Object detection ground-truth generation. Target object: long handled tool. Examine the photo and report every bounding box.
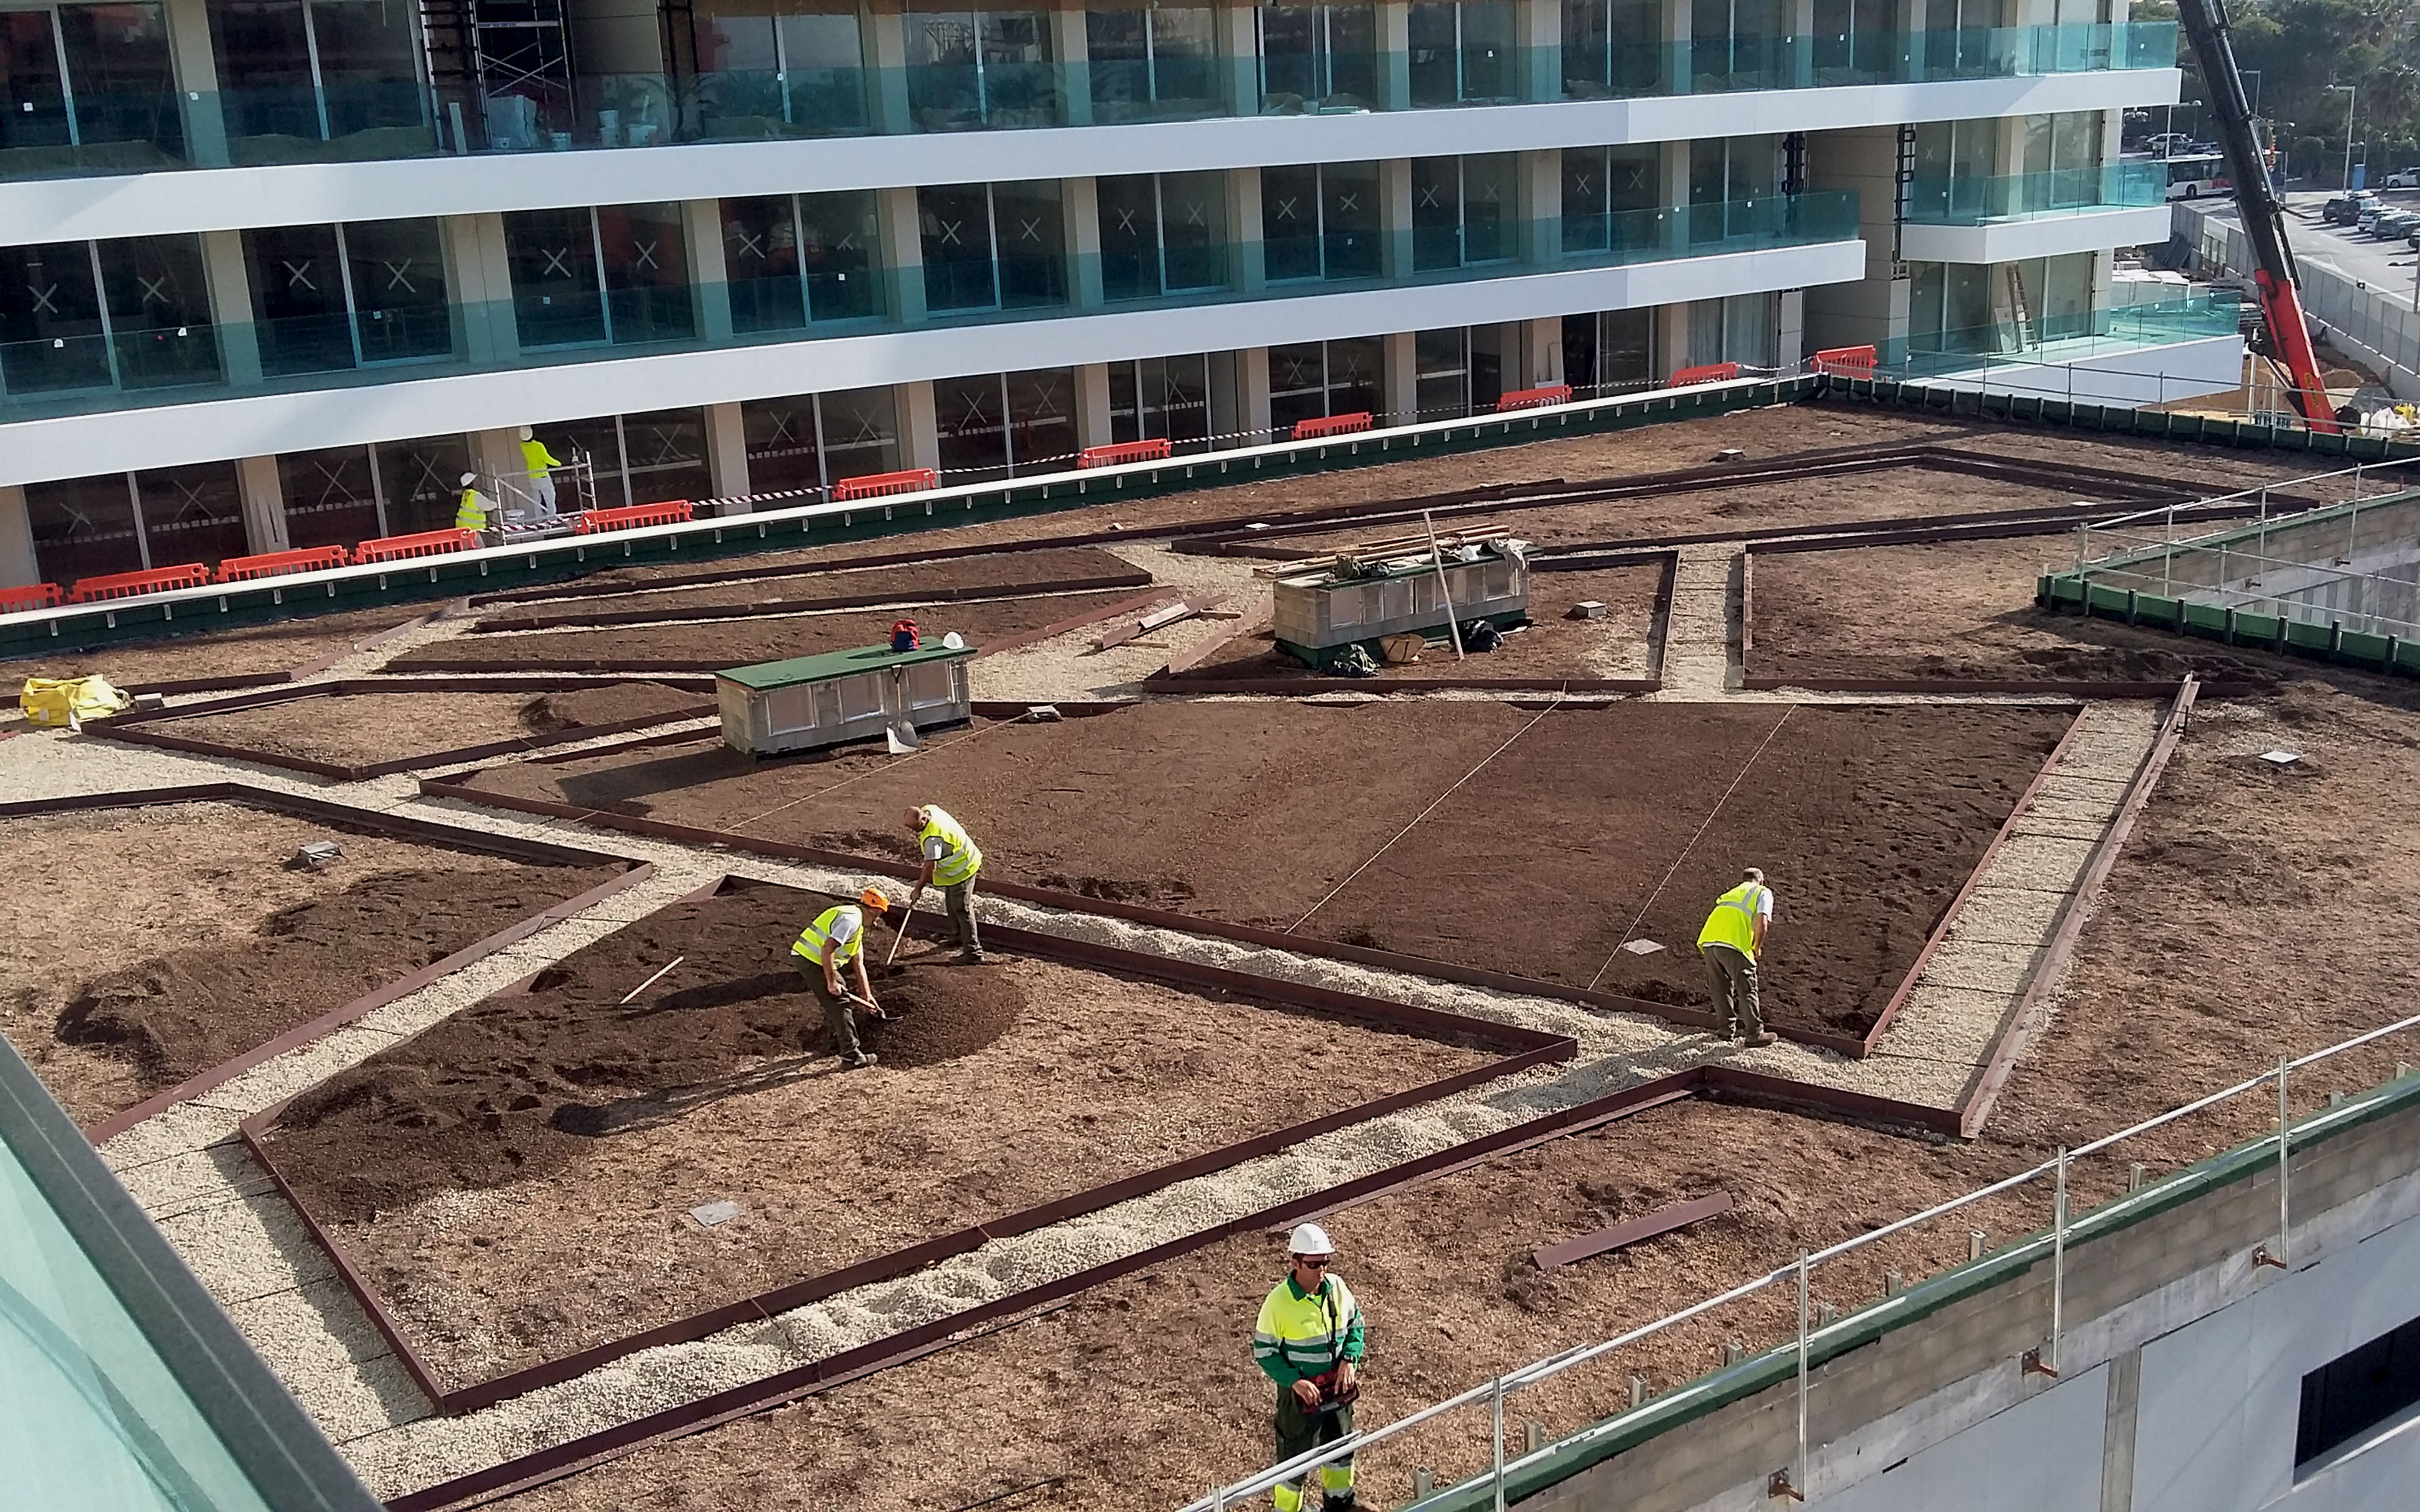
[883,882,928,965]
[617,956,685,1005]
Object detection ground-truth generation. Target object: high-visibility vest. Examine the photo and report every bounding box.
[791,904,864,966]
[455,487,491,530]
[521,438,562,476]
[1696,881,1771,962]
[918,806,982,887]
[1253,1273,1363,1386]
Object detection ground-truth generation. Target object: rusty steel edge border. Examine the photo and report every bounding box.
[383,1058,1969,1512]
[285,609,448,680]
[509,700,1134,768]
[472,569,1157,634]
[1854,705,2091,1056]
[413,773,1876,1059]
[234,869,1575,1418]
[1956,676,2201,1139]
[13,607,444,696]
[79,677,719,782]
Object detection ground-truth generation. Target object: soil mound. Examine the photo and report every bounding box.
[519,681,709,733]
[266,885,1023,1222]
[54,865,614,1092]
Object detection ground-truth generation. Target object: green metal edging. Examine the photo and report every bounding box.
[1409,1067,2420,1511]
[2034,569,2415,678]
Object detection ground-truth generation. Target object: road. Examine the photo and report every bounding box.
[2199,189,2420,305]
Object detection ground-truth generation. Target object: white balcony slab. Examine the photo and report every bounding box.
[1898,203,2176,265]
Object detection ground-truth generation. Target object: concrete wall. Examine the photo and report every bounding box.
[1909,333,2245,406]
[1501,1086,2420,1512]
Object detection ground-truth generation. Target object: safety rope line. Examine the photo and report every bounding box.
[1286,693,1568,934]
[1581,705,1793,993]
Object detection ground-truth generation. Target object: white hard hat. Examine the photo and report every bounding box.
[518,425,535,440]
[459,472,478,486]
[1288,1223,1336,1257]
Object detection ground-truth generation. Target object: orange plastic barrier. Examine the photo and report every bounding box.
[832,468,939,502]
[353,528,480,565]
[67,563,213,603]
[214,545,350,584]
[1496,384,1573,413]
[0,582,64,614]
[1291,411,1374,442]
[576,500,696,535]
[1078,438,1172,468]
[1668,361,1742,387]
[1810,344,1879,380]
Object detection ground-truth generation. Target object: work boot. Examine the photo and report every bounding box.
[957,949,987,965]
[1744,1031,1777,1049]
[842,1052,880,1070]
[1323,1495,1356,1512]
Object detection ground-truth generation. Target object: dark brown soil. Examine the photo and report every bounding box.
[464,701,2069,1035]
[262,879,1493,1383]
[1748,538,2294,686]
[1179,563,1665,682]
[160,683,710,767]
[389,589,1154,673]
[480,546,1150,626]
[0,802,619,1124]
[0,602,433,692]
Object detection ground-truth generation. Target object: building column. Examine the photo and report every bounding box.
[1519,318,1565,386]
[866,7,914,134]
[1380,158,1415,279]
[234,455,288,553]
[1052,9,1093,126]
[443,212,520,364]
[198,231,262,386]
[1776,288,1806,371]
[159,0,228,166]
[1382,330,1419,424]
[895,380,941,471]
[684,200,734,343]
[0,485,39,587]
[1518,0,1559,102]
[1655,302,1691,378]
[1790,0,1815,85]
[1066,177,1105,307]
[1659,139,1691,258]
[1661,0,1691,94]
[1074,363,1115,449]
[1236,346,1274,441]
[470,428,529,512]
[1227,167,1267,293]
[1897,0,1925,79]
[1378,0,1411,110]
[876,187,929,324]
[704,401,750,506]
[1519,149,1561,265]
[1222,2,1260,116]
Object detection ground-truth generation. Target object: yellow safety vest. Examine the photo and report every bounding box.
[1253,1273,1363,1384]
[521,438,562,476]
[455,488,490,531]
[1696,881,1770,962]
[792,904,864,966]
[919,806,982,887]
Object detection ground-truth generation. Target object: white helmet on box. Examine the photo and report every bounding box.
[1288,1223,1336,1257]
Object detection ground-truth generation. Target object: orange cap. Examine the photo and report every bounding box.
[859,886,891,912]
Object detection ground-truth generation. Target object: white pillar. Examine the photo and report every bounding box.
[1522,317,1565,386]
[896,380,941,471]
[684,200,734,342]
[234,455,288,553]
[1066,177,1105,307]
[1053,9,1092,125]
[1222,4,1260,116]
[704,400,750,506]
[158,0,228,166]
[1777,288,1806,371]
[1519,149,1561,265]
[1656,303,1691,377]
[1519,0,1559,101]
[1378,0,1411,109]
[0,485,39,587]
[1662,0,1691,94]
[198,231,262,386]
[1382,330,1419,423]
[876,187,928,323]
[1075,363,1115,449]
[1236,346,1274,441]
[867,8,913,134]
[1229,168,1267,293]
[443,212,520,364]
[1381,158,1415,278]
[470,428,526,507]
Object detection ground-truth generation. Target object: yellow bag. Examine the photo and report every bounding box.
[20,675,132,730]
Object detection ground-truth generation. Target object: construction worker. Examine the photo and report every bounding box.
[455,472,495,534]
[792,886,892,1070]
[1254,1223,1364,1512]
[520,426,563,519]
[902,804,984,962]
[1696,866,1776,1048]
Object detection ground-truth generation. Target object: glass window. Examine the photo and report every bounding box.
[1561,144,1658,255]
[310,0,426,140]
[934,371,1009,479]
[1268,336,1381,431]
[1089,3,1220,122]
[1257,0,1374,110]
[990,180,1066,307]
[245,222,353,376]
[1813,0,1895,82]
[1560,0,1659,98]
[1261,160,1378,282]
[723,195,808,333]
[1411,157,1460,271]
[1004,366,1075,473]
[1414,326,1468,419]
[209,0,429,156]
[905,8,1060,132]
[96,234,216,389]
[132,461,247,565]
[55,3,182,157]
[2,12,75,153]
[818,386,899,480]
[1413,152,1514,269]
[0,241,110,394]
[799,190,877,320]
[616,407,710,503]
[504,206,604,347]
[372,432,472,534]
[920,184,1000,311]
[742,388,905,497]
[1099,170,1227,300]
[920,181,1064,312]
[209,0,318,140]
[598,203,693,345]
[1408,0,1514,107]
[1261,163,1323,281]
[741,394,824,492]
[278,444,383,547]
[1106,353,1212,449]
[345,217,451,361]
[693,6,867,137]
[25,474,142,582]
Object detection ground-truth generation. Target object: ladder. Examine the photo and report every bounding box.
[2003,265,2037,351]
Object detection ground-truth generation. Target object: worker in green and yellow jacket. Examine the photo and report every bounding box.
[901,803,985,962]
[1697,866,1776,1048]
[790,886,892,1070]
[1253,1223,1364,1512]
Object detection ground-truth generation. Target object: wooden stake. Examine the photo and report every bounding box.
[618,956,685,1005]
[1423,510,1466,661]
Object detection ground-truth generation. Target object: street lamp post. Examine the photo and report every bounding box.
[2327,83,2356,188]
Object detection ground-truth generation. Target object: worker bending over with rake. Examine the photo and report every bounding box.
[901,804,985,964]
[1255,1223,1365,1512]
[1697,866,1777,1048]
[792,886,893,1070]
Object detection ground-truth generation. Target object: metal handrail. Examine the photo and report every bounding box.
[1182,1008,2420,1512]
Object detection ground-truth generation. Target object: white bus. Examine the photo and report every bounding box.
[2163,153,2229,200]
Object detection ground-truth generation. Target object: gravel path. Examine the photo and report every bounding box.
[1652,543,1739,698]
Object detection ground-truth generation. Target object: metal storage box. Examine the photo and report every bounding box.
[1272,541,1530,669]
[717,643,975,756]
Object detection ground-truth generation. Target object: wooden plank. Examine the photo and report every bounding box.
[1091,593,1226,652]
[1533,1191,1735,1270]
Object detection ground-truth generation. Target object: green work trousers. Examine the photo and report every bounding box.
[943,878,981,956]
[795,958,864,1064]
[1702,943,1762,1038]
[1274,1390,1355,1512]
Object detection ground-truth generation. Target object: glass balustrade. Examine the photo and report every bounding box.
[1903,160,2167,223]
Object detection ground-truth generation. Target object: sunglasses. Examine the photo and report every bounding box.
[1292,1256,1330,1269]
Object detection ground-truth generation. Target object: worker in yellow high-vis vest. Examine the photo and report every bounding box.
[790,885,892,1070]
[455,472,495,534]
[901,804,985,962]
[1253,1223,1364,1512]
[1697,866,1776,1047]
[519,426,564,519]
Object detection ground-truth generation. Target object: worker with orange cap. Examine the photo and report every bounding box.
[792,885,892,1070]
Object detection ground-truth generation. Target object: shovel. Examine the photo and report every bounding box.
[883,881,928,966]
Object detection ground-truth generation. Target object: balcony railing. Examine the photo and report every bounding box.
[0,194,1860,422]
[1903,160,2168,224]
[0,23,2180,182]
[1885,293,2245,374]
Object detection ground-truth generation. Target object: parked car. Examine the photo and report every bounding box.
[2323,192,2381,224]
[2373,210,2420,238]
[2357,205,2390,232]
[2144,131,2194,157]
[2386,169,2420,189]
